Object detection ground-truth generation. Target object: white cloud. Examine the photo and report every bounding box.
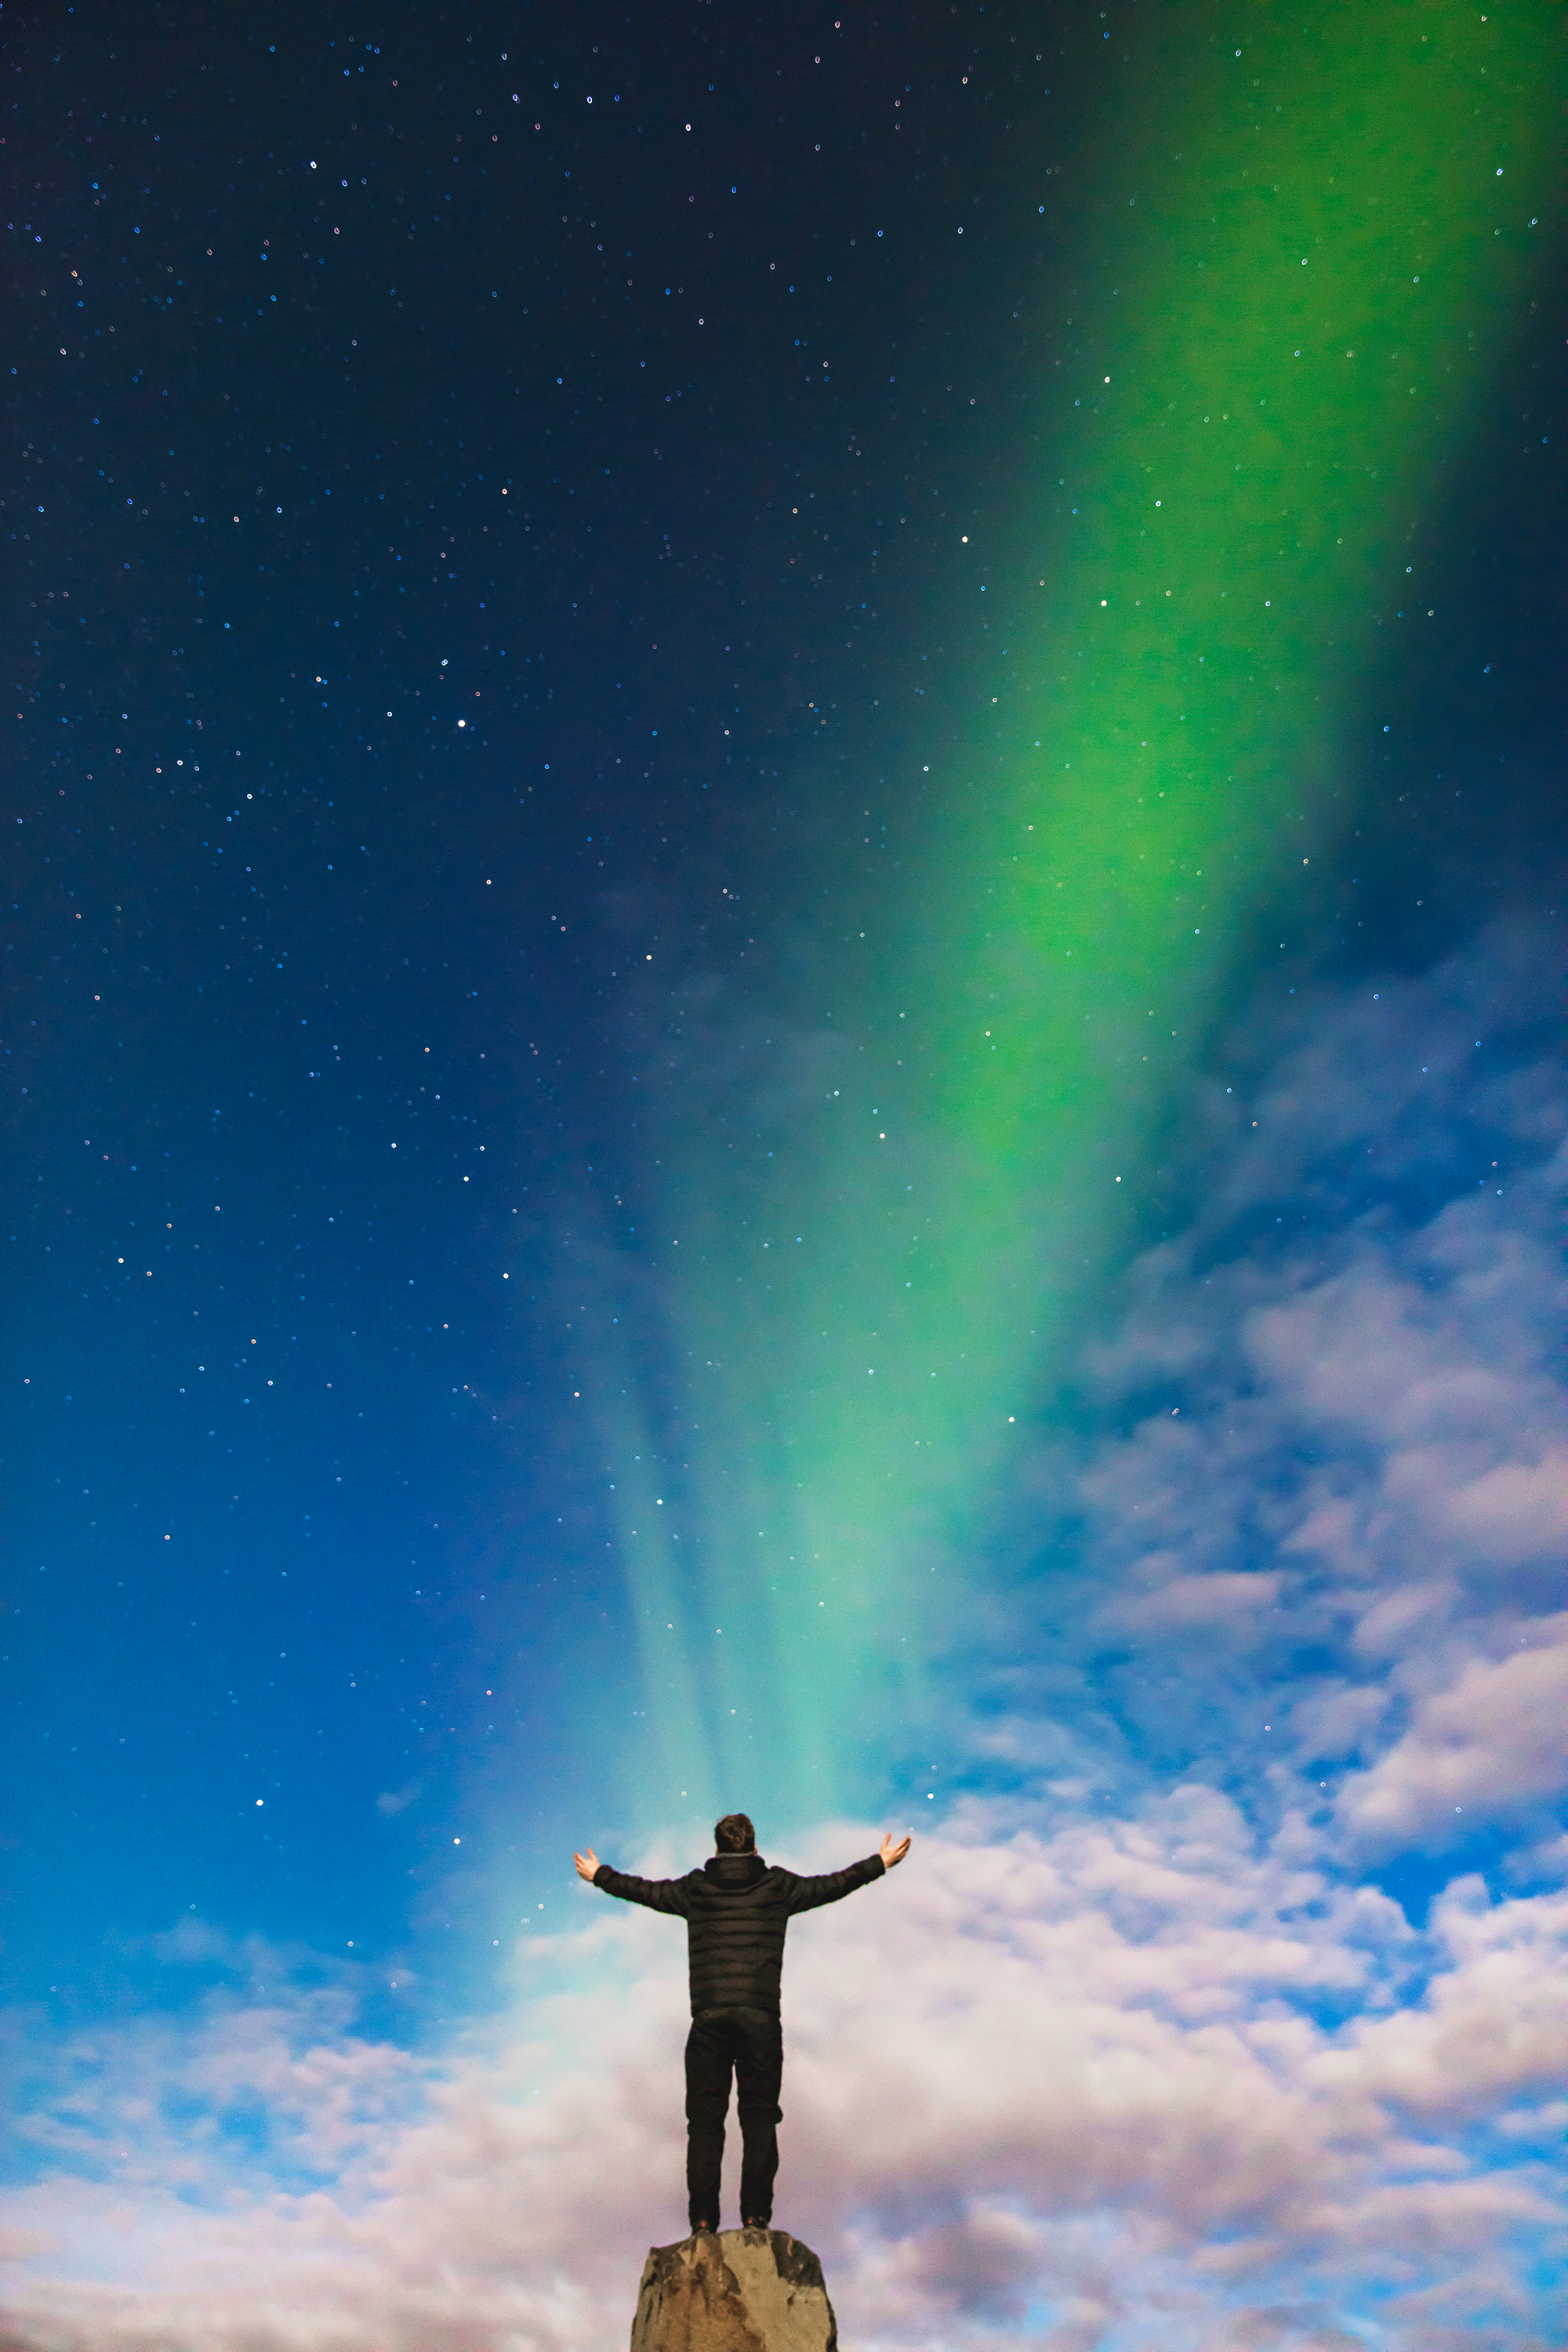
[5,921,1563,2351]
[1338,1621,1568,1846]
[1004,920,1568,1842]
[2,1820,1565,2352]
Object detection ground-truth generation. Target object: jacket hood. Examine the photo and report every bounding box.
[703,1853,768,1889]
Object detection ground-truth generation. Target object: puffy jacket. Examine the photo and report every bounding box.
[593,1849,884,2015]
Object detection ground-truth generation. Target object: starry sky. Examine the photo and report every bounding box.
[3,6,1563,2349]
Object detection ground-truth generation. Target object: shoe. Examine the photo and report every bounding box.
[691,2220,718,2235]
[742,2218,771,2230]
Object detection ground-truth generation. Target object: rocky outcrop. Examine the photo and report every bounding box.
[630,2227,837,2352]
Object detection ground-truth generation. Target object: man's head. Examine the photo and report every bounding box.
[713,1813,757,1854]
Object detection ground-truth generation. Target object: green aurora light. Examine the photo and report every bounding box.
[575,5,1556,1824]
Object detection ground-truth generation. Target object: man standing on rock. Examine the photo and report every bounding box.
[574,1813,910,2235]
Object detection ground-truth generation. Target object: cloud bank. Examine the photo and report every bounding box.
[3,1814,1564,2352]
[3,919,1563,2350]
[981,916,1567,1863]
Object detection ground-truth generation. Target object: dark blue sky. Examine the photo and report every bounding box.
[3,0,1109,2004]
[3,0,1560,2038]
[4,9,1566,2347]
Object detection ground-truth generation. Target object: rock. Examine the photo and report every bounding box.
[630,2227,838,2352]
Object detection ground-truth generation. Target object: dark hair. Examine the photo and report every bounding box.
[714,1813,756,1854]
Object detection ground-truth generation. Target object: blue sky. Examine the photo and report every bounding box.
[2,4,1563,2346]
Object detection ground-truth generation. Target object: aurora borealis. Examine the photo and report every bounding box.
[3,5,1563,2347]
[595,5,1557,1812]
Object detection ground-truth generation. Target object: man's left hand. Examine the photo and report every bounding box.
[573,1848,601,1882]
[880,1833,912,1870]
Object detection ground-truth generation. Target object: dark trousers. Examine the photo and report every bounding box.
[684,2005,783,2230]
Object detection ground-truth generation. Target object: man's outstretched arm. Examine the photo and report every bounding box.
[786,1831,911,1915]
[572,1846,693,1915]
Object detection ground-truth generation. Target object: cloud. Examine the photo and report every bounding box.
[1338,1621,1568,1846]
[992,918,1567,1842]
[1102,1569,1283,1638]
[2,1818,1565,2352]
[375,1781,423,1817]
[4,920,1564,2351]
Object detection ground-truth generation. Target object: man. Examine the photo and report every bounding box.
[574,1813,910,2234]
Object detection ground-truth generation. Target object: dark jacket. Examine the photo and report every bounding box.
[593,1849,885,2015]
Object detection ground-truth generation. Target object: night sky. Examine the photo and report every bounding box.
[3,6,1563,2348]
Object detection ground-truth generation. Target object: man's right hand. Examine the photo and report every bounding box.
[573,1848,601,1882]
[880,1833,912,1870]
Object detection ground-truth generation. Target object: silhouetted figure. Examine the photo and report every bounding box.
[575,1813,909,2233]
